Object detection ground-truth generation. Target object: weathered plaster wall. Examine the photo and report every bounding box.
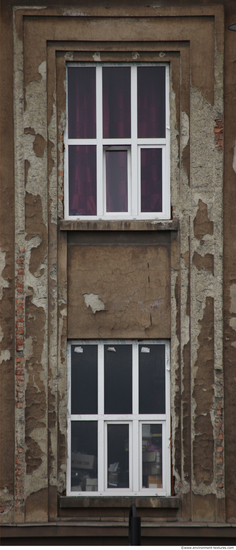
[68,242,171,339]
[224,2,236,523]
[0,0,229,527]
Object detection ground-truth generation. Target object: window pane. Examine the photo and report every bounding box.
[71,421,98,492]
[138,66,165,138]
[71,345,97,415]
[68,67,96,139]
[139,344,165,414]
[69,145,96,216]
[104,345,132,414]
[106,151,128,212]
[103,67,131,138]
[142,424,162,489]
[107,425,129,489]
[141,148,162,212]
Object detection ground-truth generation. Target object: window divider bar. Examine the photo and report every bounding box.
[98,419,104,493]
[97,66,103,216]
[131,65,138,217]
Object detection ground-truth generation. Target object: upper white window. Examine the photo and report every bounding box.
[67,341,170,496]
[65,64,170,220]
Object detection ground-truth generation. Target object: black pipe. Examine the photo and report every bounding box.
[129,503,141,545]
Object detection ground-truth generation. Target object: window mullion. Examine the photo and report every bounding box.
[165,342,171,495]
[98,419,104,493]
[96,66,103,217]
[131,65,138,217]
[98,344,104,492]
[132,342,139,492]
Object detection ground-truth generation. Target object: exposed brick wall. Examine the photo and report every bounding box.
[214,118,223,151]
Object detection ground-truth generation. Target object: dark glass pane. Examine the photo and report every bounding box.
[71,344,97,414]
[107,425,129,488]
[138,66,165,138]
[106,151,128,212]
[104,345,132,414]
[68,67,96,139]
[142,424,162,489]
[141,148,162,212]
[103,67,131,138]
[69,145,96,216]
[71,421,98,492]
[139,344,165,414]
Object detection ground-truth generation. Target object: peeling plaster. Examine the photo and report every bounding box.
[83,293,105,314]
[233,139,236,174]
[61,9,87,16]
[0,248,10,299]
[93,52,101,61]
[229,318,236,331]
[181,111,189,151]
[229,284,236,314]
[25,336,34,361]
[0,350,10,364]
[64,52,74,61]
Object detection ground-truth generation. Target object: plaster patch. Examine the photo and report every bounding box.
[64,52,74,61]
[38,61,46,81]
[229,318,236,331]
[181,111,189,151]
[0,350,10,364]
[83,293,105,314]
[93,52,101,61]
[231,342,236,348]
[25,336,34,361]
[0,326,4,342]
[229,284,236,314]
[0,248,10,299]
[233,140,236,174]
[132,52,140,60]
[61,9,87,16]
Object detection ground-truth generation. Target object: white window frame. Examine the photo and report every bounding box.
[65,63,170,221]
[67,340,171,497]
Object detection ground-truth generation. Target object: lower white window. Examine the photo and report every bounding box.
[67,341,170,496]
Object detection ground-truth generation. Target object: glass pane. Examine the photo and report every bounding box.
[138,66,165,138]
[71,344,97,414]
[69,145,96,216]
[142,424,162,489]
[106,150,128,212]
[71,421,98,492]
[139,344,165,414]
[103,67,131,138]
[68,67,96,139]
[141,148,162,212]
[104,345,132,414]
[107,425,129,489]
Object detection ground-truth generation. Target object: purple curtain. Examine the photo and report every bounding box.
[69,145,96,216]
[68,67,96,139]
[103,67,131,139]
[138,66,165,139]
[141,149,162,212]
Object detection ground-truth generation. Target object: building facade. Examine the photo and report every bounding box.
[1,0,236,544]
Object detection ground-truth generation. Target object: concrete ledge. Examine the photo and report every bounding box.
[59,219,179,231]
[2,522,236,540]
[59,495,180,508]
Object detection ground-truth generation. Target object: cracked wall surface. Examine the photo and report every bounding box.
[0,0,231,528]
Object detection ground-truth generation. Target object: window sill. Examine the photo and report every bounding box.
[59,495,179,509]
[59,219,179,232]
